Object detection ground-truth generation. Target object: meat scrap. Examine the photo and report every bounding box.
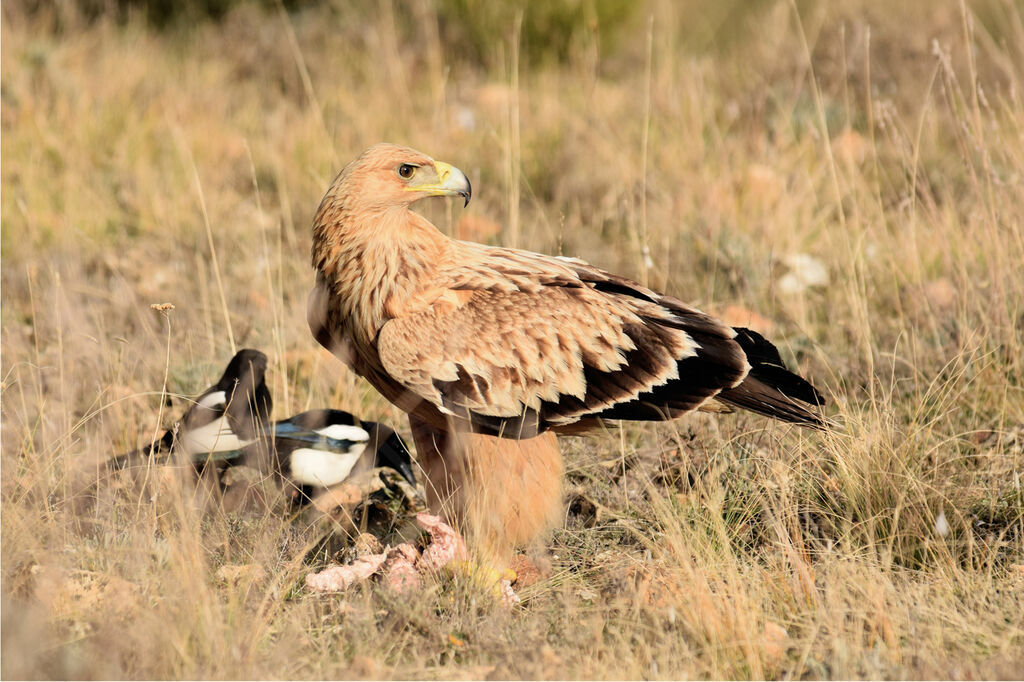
[416,512,467,570]
[305,513,519,606]
[381,543,422,592]
[304,552,388,592]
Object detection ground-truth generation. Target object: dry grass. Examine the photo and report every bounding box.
[3,0,1023,678]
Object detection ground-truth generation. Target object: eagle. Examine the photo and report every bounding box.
[308,143,824,559]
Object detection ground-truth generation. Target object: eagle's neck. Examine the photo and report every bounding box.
[313,204,450,342]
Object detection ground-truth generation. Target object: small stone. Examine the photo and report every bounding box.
[778,253,829,294]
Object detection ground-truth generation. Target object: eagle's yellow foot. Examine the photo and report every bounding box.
[448,559,516,586]
[446,559,521,606]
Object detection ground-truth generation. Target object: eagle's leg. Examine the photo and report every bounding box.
[408,415,465,519]
[408,414,564,564]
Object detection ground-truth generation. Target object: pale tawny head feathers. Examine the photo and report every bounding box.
[313,143,470,255]
[324,144,437,211]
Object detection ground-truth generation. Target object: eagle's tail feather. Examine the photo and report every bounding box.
[716,327,826,428]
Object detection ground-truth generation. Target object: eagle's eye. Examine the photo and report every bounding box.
[397,164,416,179]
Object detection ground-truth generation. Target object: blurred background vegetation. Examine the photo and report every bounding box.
[22,0,1024,68]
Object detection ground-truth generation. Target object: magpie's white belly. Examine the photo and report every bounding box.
[289,444,366,487]
[181,416,250,456]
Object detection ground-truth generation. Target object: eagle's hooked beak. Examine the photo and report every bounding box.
[409,161,472,207]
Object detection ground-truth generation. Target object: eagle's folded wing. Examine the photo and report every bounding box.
[377,250,752,438]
